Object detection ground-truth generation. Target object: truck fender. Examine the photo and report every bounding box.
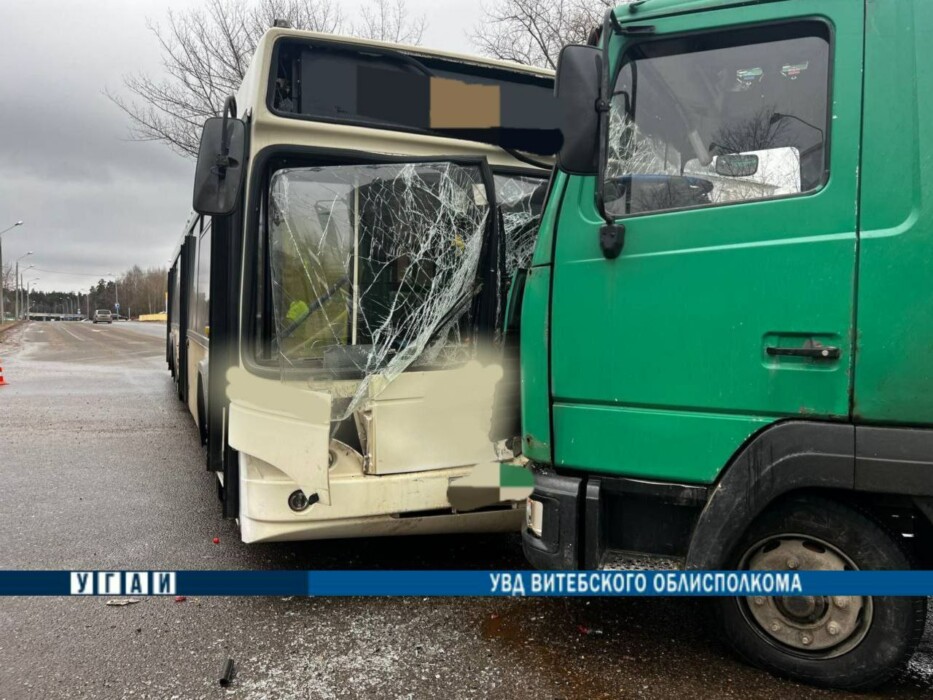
[685,421,855,570]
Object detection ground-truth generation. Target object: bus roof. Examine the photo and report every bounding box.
[170,29,556,247]
[251,27,553,80]
[238,27,556,170]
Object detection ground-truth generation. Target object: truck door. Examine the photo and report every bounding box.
[549,3,864,483]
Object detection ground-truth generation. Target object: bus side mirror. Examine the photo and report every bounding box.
[193,102,247,216]
[555,44,602,175]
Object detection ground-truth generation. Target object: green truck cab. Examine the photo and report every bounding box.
[520,0,933,689]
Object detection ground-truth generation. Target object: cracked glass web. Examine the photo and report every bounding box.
[268,162,545,421]
[495,173,545,278]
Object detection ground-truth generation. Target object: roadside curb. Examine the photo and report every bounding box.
[0,320,25,340]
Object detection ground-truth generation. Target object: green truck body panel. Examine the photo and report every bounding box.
[530,171,566,268]
[521,0,933,682]
[519,172,568,462]
[520,266,554,462]
[854,0,933,423]
[518,0,928,485]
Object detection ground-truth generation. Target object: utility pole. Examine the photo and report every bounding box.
[108,273,120,319]
[0,220,24,322]
[16,261,34,320]
[26,278,39,320]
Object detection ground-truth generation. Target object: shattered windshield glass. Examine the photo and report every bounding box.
[495,173,546,277]
[268,162,491,415]
[266,162,547,419]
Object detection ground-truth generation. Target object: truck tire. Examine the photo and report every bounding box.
[716,495,926,690]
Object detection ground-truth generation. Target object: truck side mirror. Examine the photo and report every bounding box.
[193,97,247,216]
[555,44,603,175]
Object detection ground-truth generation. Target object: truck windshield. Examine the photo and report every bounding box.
[605,22,829,217]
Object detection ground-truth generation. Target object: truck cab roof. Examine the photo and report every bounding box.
[618,0,788,23]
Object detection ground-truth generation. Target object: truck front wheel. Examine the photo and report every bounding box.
[717,495,926,690]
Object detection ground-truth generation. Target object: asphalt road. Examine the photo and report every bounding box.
[1,321,932,699]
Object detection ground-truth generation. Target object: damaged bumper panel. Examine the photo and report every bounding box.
[522,468,585,570]
[238,452,523,544]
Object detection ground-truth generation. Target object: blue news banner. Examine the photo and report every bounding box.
[3,570,933,597]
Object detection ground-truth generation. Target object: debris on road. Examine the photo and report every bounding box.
[219,658,237,687]
[212,537,220,545]
[174,596,187,603]
[105,599,141,607]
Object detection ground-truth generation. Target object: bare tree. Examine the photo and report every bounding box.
[355,0,426,44]
[110,0,425,158]
[471,0,614,70]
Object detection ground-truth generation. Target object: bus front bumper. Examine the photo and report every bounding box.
[238,453,525,543]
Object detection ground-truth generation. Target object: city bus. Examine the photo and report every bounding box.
[166,25,555,542]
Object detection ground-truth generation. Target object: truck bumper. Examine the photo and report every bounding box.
[521,468,585,570]
[523,466,710,570]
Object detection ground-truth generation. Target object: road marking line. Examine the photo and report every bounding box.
[59,325,85,342]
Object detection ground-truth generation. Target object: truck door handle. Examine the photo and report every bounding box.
[766,346,840,360]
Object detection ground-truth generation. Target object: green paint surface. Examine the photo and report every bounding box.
[523,0,874,484]
[853,0,933,423]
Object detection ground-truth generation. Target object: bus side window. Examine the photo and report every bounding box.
[197,226,212,337]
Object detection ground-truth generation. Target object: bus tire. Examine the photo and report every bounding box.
[716,494,926,690]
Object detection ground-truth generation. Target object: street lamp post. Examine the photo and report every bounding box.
[19,265,34,320]
[26,277,40,320]
[14,251,33,320]
[108,273,120,319]
[0,220,24,322]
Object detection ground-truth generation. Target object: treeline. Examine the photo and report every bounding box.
[88,266,167,317]
[26,266,166,318]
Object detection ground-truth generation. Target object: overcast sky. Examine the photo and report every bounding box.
[0,0,485,293]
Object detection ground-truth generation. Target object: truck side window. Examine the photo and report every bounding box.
[605,23,830,217]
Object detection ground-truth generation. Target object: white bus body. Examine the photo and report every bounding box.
[167,27,553,543]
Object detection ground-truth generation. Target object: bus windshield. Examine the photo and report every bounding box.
[266,162,543,413]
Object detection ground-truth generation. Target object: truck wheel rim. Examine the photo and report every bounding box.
[738,535,872,657]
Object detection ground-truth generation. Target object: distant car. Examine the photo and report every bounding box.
[93,309,113,324]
